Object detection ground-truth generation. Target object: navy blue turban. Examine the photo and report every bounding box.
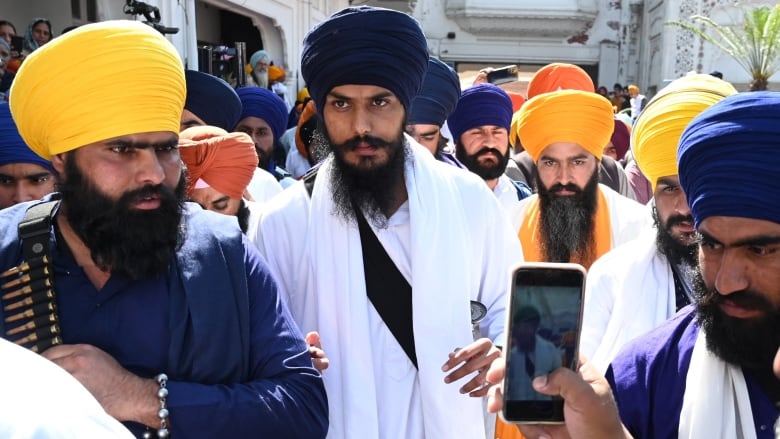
[300,6,429,116]
[678,91,780,228]
[236,86,288,143]
[184,70,242,132]
[407,57,461,127]
[0,103,55,173]
[446,83,513,143]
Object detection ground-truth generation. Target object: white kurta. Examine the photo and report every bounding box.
[0,338,134,438]
[256,139,524,439]
[580,228,677,373]
[246,168,283,204]
[494,174,523,220]
[508,184,652,249]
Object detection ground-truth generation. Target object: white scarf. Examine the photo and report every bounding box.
[308,142,488,438]
[679,330,756,439]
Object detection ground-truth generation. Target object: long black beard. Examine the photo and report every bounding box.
[535,170,599,264]
[323,125,408,229]
[58,153,186,280]
[455,143,510,181]
[652,207,698,267]
[694,268,780,369]
[237,199,250,233]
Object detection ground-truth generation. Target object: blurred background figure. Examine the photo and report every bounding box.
[22,17,52,55]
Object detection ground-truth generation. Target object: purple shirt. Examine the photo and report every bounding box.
[606,306,778,438]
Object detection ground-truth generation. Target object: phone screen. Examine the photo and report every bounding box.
[487,65,518,85]
[502,263,585,424]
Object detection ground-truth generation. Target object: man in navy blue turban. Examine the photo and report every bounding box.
[257,5,524,438]
[602,91,780,439]
[447,83,530,211]
[235,86,294,187]
[182,70,242,132]
[405,57,460,159]
[0,102,56,208]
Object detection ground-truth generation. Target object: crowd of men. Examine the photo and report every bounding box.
[0,5,778,439]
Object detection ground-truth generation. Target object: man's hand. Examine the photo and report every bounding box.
[441,338,501,397]
[42,344,158,426]
[486,356,632,439]
[305,331,329,373]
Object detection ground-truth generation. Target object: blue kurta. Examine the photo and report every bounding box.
[0,198,328,438]
[606,305,778,438]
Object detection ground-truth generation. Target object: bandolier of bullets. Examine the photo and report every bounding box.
[1,255,61,352]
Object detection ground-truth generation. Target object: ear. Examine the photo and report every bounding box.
[50,153,67,176]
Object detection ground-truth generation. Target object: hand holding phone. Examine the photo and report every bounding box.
[501,262,586,424]
[487,65,518,85]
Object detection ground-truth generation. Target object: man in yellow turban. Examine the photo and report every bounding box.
[3,20,326,437]
[580,74,737,373]
[512,89,651,269]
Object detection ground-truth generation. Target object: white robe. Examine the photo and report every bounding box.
[246,168,283,204]
[509,183,652,249]
[579,228,677,373]
[256,139,524,439]
[494,174,523,220]
[0,338,134,438]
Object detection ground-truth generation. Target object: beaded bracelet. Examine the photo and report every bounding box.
[143,373,170,438]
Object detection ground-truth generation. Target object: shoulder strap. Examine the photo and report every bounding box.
[2,200,62,352]
[354,207,417,369]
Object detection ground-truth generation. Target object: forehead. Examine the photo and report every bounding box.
[540,142,593,160]
[699,216,780,243]
[406,123,439,134]
[328,84,395,100]
[235,116,271,130]
[0,162,52,175]
[191,186,231,203]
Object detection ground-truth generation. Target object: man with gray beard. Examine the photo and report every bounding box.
[256,6,524,438]
[511,89,649,270]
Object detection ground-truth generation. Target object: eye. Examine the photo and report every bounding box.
[0,176,12,185]
[698,237,722,252]
[331,100,349,109]
[372,98,389,107]
[663,185,680,193]
[542,160,556,167]
[748,245,777,256]
[32,175,50,184]
[156,144,178,153]
[110,145,132,154]
[573,159,585,166]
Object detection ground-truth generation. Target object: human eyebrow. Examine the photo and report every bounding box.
[418,128,439,137]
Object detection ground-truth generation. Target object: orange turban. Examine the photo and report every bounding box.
[179,125,258,199]
[632,74,737,190]
[526,63,595,99]
[268,65,285,82]
[516,89,614,162]
[507,92,525,112]
[9,20,185,160]
[295,100,318,160]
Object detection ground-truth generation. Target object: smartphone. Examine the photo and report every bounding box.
[10,36,23,54]
[501,262,586,424]
[487,65,518,85]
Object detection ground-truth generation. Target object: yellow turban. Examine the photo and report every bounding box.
[632,74,737,190]
[516,89,614,162]
[9,20,185,160]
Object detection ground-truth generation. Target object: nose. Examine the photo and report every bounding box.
[11,181,34,204]
[712,249,750,296]
[352,107,371,137]
[557,165,573,186]
[674,191,691,217]
[135,149,166,186]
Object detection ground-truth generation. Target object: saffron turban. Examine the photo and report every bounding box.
[507,92,525,113]
[408,57,461,127]
[526,63,595,99]
[185,70,242,132]
[0,103,54,173]
[610,119,630,161]
[679,91,780,228]
[628,85,640,94]
[250,50,270,70]
[9,20,185,160]
[296,99,318,160]
[236,86,288,142]
[516,89,614,162]
[178,125,258,199]
[632,74,736,191]
[301,6,429,115]
[447,83,512,143]
[268,65,285,83]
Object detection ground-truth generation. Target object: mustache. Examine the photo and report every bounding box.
[121,184,174,206]
[548,183,582,194]
[665,214,694,229]
[341,135,392,150]
[476,147,504,158]
[700,288,774,311]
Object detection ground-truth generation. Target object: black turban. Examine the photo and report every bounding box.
[184,70,242,132]
[301,6,429,116]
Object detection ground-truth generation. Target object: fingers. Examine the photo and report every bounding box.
[305,331,322,348]
[442,344,499,385]
[441,338,493,372]
[486,380,504,413]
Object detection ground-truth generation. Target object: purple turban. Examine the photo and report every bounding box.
[300,6,429,115]
[446,83,513,143]
[185,70,242,132]
[610,119,630,160]
[236,86,288,143]
[408,57,461,127]
[0,102,55,173]
[679,91,780,228]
